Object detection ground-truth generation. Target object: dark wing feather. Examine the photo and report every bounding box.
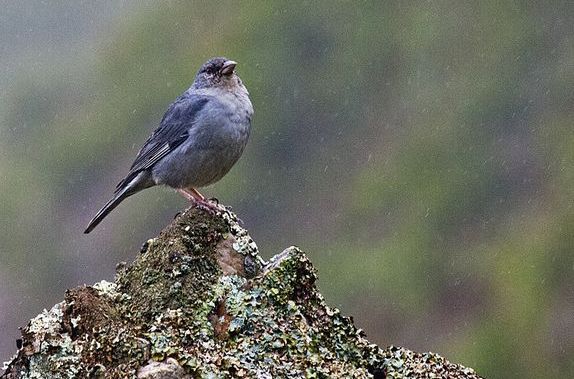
[115,95,210,190]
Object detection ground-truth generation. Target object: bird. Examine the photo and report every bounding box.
[84,57,253,234]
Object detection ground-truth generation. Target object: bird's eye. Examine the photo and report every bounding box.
[202,66,217,75]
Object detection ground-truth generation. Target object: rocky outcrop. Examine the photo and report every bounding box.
[2,205,483,378]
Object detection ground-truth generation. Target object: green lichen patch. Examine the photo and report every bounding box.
[5,301,81,379]
[116,207,229,317]
[380,346,481,378]
[184,246,383,377]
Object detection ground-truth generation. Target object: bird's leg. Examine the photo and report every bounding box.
[177,188,204,202]
[189,188,206,201]
[177,187,222,214]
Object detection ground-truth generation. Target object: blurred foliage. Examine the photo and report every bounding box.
[1,1,573,378]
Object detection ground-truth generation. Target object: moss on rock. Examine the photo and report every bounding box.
[2,205,483,378]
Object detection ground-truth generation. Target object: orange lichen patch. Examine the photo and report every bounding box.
[215,235,246,277]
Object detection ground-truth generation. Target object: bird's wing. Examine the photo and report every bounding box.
[115,95,211,191]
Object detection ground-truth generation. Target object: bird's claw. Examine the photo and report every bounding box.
[193,198,223,215]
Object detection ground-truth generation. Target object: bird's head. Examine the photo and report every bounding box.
[192,57,243,91]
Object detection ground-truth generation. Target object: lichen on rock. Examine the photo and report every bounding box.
[2,205,483,378]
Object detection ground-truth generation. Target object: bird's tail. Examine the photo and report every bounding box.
[84,186,133,234]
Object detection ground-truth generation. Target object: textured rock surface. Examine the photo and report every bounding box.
[1,205,484,378]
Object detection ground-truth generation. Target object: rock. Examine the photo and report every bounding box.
[1,205,483,378]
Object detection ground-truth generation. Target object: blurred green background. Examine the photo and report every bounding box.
[1,1,573,377]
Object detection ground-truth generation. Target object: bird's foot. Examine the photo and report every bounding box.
[193,197,224,215]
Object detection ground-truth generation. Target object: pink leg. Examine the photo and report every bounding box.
[177,188,205,202]
[190,188,205,201]
[177,187,221,213]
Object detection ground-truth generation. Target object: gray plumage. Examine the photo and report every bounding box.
[84,57,253,233]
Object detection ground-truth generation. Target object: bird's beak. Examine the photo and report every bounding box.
[220,60,237,76]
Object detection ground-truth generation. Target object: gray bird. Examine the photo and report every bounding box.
[84,57,253,234]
